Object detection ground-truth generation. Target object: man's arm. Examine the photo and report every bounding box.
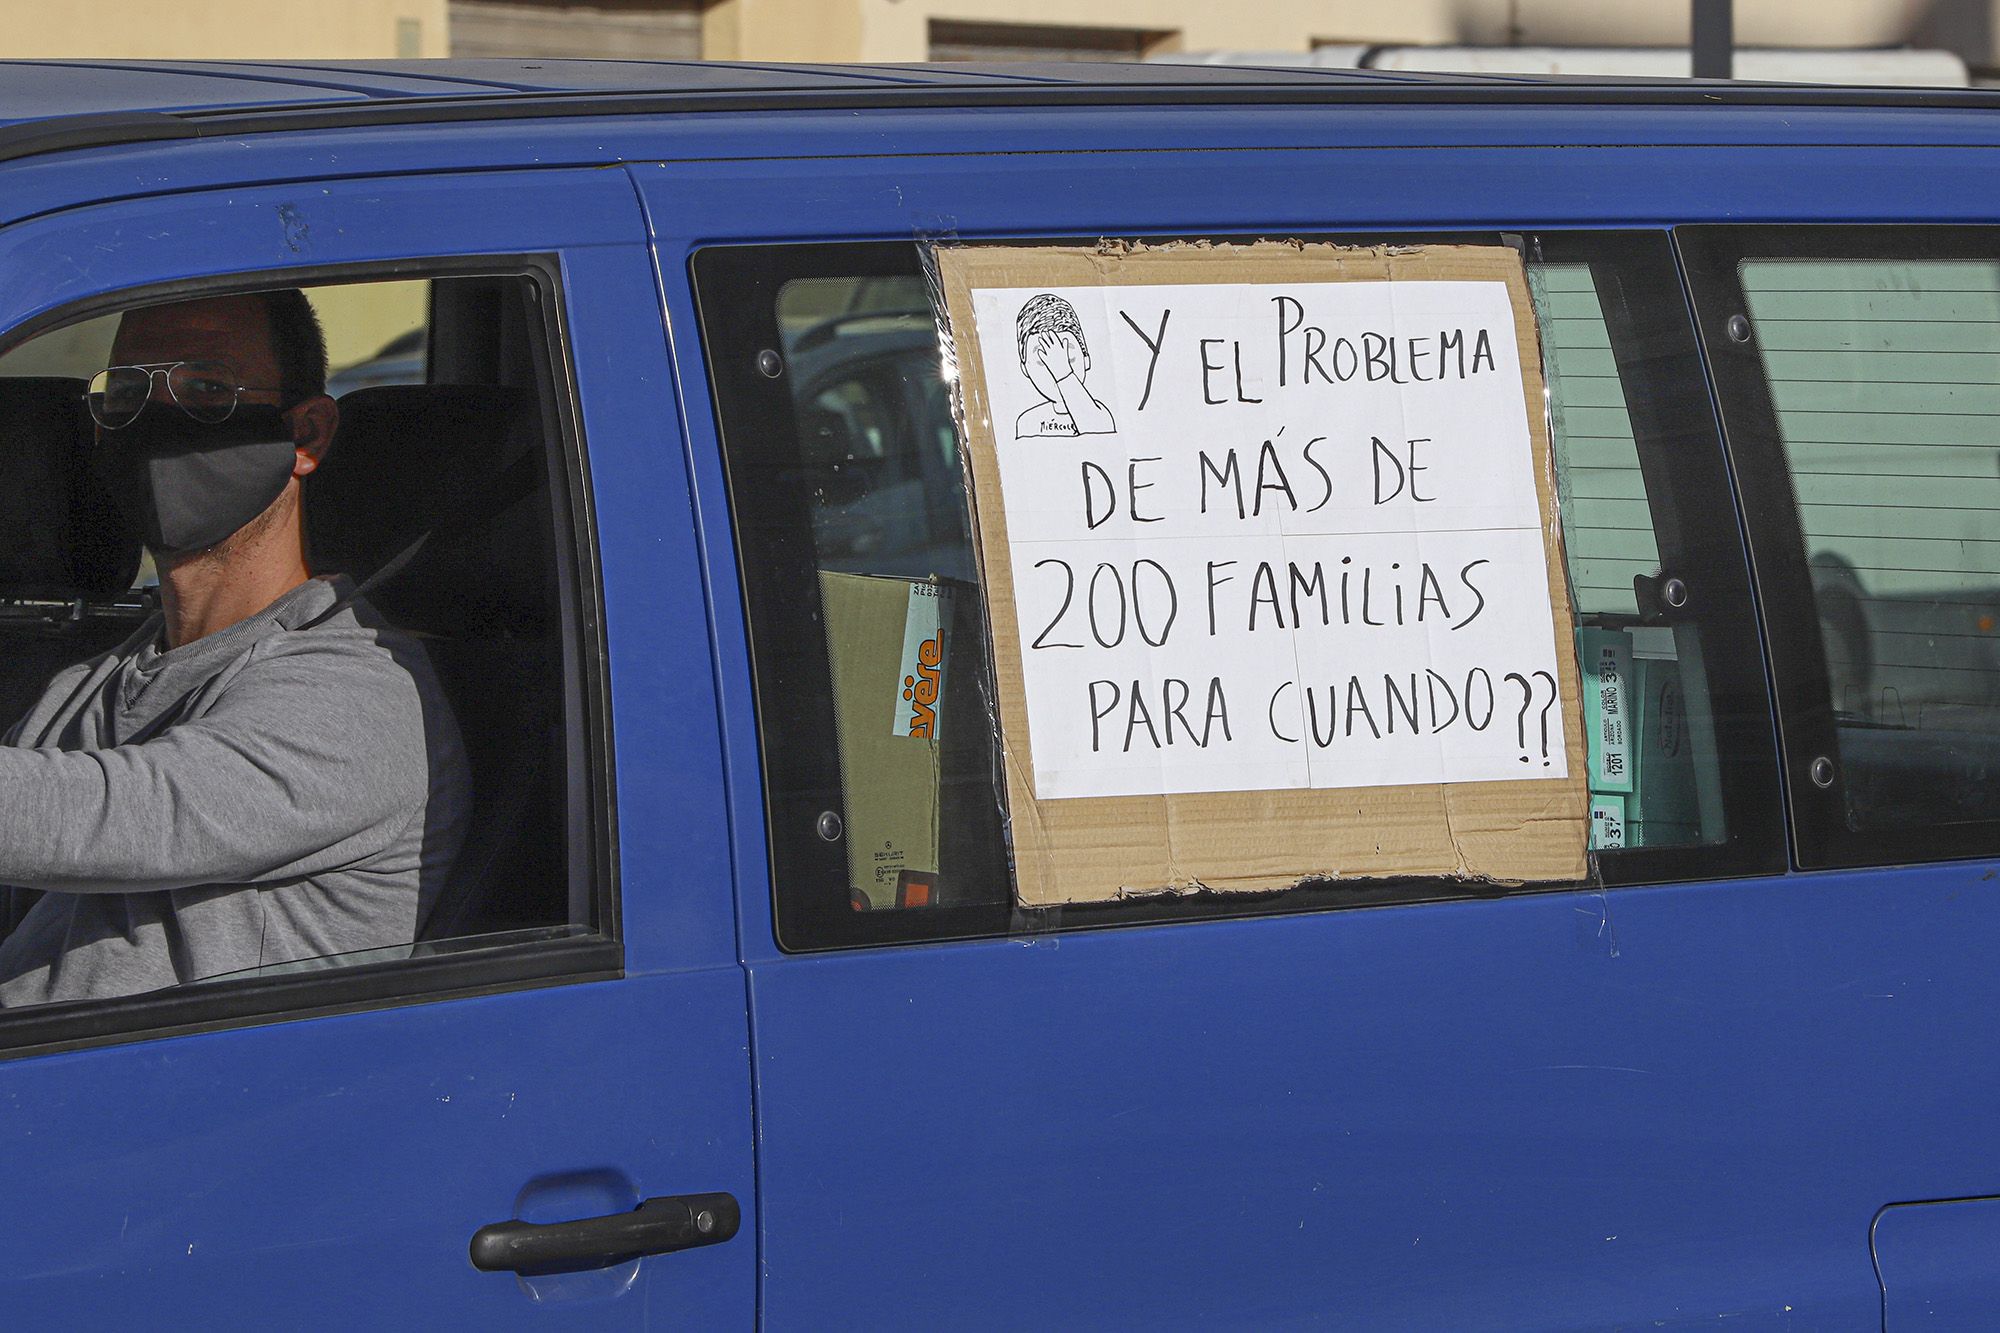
[0,713,35,938]
[0,644,430,895]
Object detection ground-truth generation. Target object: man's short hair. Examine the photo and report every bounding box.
[258,288,328,405]
[1015,293,1089,364]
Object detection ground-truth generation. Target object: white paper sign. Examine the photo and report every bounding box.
[965,277,1570,800]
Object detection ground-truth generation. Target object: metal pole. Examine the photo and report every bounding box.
[1692,0,1733,79]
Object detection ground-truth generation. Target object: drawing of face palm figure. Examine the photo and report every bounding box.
[1014,293,1116,440]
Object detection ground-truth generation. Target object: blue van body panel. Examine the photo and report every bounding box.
[11,101,2000,232]
[0,974,756,1324]
[630,139,2000,243]
[0,56,1075,121]
[560,235,748,979]
[0,56,983,124]
[742,871,2000,1327]
[635,137,2000,1325]
[0,166,633,339]
[1874,1197,2000,1327]
[0,165,757,1322]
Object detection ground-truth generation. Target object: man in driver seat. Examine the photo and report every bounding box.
[0,290,470,1006]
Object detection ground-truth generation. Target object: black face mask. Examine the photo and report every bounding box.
[90,402,298,556]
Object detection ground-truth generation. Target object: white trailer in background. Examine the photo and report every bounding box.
[1159,45,1971,87]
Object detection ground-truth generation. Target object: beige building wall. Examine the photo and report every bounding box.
[703,0,1983,64]
[0,0,451,59]
[703,0,1462,61]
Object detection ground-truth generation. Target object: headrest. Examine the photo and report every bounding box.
[307,384,543,635]
[0,376,142,598]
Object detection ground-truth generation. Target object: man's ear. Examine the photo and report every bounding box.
[288,394,339,478]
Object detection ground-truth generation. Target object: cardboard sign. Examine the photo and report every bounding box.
[933,242,1588,904]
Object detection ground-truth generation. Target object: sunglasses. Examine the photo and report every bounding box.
[86,361,287,430]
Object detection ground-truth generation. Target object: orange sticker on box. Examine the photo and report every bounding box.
[894,582,951,740]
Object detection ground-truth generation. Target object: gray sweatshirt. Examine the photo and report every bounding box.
[0,576,471,1007]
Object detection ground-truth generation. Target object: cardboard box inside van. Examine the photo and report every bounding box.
[819,570,957,909]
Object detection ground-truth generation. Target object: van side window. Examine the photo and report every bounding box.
[1535,263,1662,618]
[775,280,975,584]
[0,269,607,1032]
[1723,247,2000,847]
[1532,255,1732,853]
[697,236,1780,951]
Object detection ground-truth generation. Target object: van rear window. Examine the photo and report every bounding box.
[1742,256,2000,832]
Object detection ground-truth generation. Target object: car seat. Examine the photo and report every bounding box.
[306,384,568,941]
[0,376,144,725]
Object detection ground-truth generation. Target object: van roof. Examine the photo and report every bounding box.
[0,57,1993,165]
[0,57,1782,122]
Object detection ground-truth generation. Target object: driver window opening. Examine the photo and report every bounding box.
[0,271,593,1010]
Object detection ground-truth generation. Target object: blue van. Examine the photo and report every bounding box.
[0,58,1998,1328]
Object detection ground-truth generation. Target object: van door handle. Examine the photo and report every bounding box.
[469,1192,740,1273]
